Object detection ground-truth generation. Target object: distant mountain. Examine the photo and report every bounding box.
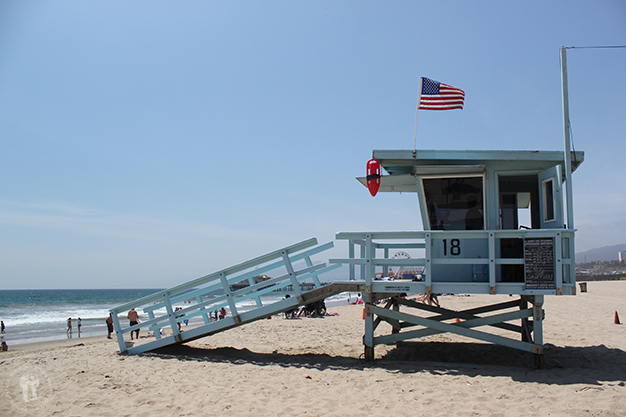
[576,244,626,263]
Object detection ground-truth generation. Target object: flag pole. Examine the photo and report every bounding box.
[560,46,574,229]
[414,77,423,150]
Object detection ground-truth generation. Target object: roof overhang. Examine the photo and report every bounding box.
[356,149,584,192]
[372,149,584,176]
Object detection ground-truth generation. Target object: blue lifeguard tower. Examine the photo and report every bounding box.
[332,148,583,364]
[109,147,583,367]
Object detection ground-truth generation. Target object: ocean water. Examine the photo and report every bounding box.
[0,289,161,347]
[0,289,356,347]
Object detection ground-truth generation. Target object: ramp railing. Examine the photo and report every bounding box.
[109,237,341,354]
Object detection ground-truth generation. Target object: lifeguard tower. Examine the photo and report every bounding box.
[109,147,582,367]
[331,148,583,365]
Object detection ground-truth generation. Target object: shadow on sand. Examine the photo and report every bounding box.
[145,341,626,386]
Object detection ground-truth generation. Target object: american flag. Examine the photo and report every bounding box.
[418,77,465,110]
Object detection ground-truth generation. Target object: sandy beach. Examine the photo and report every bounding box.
[2,280,625,416]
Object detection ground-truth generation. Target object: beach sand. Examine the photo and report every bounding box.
[2,280,625,416]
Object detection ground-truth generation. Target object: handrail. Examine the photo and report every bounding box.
[141,241,336,313]
[111,237,320,313]
[109,238,339,353]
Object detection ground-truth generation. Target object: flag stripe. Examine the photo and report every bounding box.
[420,99,465,104]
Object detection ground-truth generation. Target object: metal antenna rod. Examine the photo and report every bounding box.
[560,46,575,230]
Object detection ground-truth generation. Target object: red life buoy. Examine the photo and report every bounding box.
[366,158,381,196]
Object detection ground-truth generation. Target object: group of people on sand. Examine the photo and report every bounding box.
[105,305,231,341]
[174,307,193,331]
[283,295,328,319]
[105,308,140,341]
[351,293,364,305]
[210,307,227,322]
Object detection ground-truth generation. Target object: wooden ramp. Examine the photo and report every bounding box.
[109,238,360,355]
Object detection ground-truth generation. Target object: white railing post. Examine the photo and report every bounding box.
[197,296,210,325]
[349,239,355,281]
[383,247,389,277]
[163,292,181,341]
[111,311,126,353]
[365,234,373,286]
[555,232,563,294]
[282,250,302,298]
[219,272,239,319]
[304,255,322,287]
[424,232,432,289]
[147,310,161,340]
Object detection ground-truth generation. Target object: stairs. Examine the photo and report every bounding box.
[109,238,358,354]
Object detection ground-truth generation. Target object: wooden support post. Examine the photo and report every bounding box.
[532,295,544,346]
[363,234,375,360]
[532,294,544,368]
[363,302,375,361]
[519,297,530,342]
[391,297,400,335]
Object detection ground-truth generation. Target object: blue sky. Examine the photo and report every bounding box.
[1,1,625,289]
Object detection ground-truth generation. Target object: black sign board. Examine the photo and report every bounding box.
[524,238,555,290]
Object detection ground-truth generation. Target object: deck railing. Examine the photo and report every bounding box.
[331,229,576,296]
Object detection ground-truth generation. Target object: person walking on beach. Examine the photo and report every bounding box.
[106,315,114,339]
[128,308,139,340]
[1,320,5,334]
[77,317,82,337]
[67,317,72,337]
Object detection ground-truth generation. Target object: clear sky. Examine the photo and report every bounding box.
[1,1,625,289]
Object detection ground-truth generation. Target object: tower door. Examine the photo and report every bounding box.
[538,165,563,229]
